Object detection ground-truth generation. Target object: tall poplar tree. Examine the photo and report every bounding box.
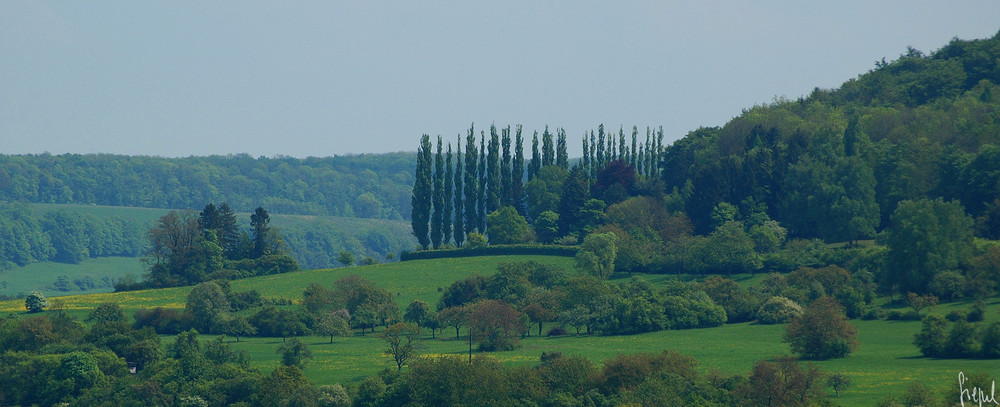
[618,127,627,162]
[596,124,606,169]
[443,142,454,246]
[529,131,541,180]
[541,126,554,167]
[589,131,597,184]
[411,135,433,249]
[464,126,478,238]
[431,136,444,248]
[512,125,526,216]
[454,136,465,247]
[478,132,487,232]
[556,128,568,169]
[582,134,590,185]
[630,126,638,169]
[501,126,512,207]
[486,125,501,214]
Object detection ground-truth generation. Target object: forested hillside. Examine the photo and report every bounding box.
[662,34,1000,237]
[0,153,415,219]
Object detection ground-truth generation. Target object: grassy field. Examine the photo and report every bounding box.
[0,256,144,298]
[1,254,997,406]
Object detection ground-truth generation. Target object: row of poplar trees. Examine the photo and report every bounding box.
[412,123,665,250]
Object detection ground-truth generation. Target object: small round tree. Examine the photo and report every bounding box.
[25,291,49,313]
[784,296,859,360]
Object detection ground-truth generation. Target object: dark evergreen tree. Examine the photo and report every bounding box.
[582,133,590,181]
[556,128,568,169]
[411,135,433,249]
[486,125,501,215]
[216,203,240,259]
[478,132,487,233]
[431,136,444,249]
[596,124,606,169]
[558,166,589,238]
[464,126,478,237]
[511,125,526,216]
[250,207,271,258]
[542,126,554,167]
[501,126,512,207]
[529,131,541,180]
[630,126,638,169]
[444,142,454,246]
[454,136,465,247]
[619,127,627,163]
[589,130,597,183]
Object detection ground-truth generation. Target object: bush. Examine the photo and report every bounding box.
[756,296,802,324]
[914,314,949,357]
[862,308,887,320]
[24,291,49,313]
[546,327,567,337]
[887,310,922,321]
[968,301,986,322]
[946,310,967,322]
[400,245,578,261]
[784,296,859,360]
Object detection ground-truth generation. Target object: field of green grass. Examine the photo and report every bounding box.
[0,257,144,298]
[1,254,997,406]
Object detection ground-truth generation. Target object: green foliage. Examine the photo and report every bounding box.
[378,322,421,370]
[575,232,617,279]
[882,199,975,294]
[784,296,859,360]
[184,281,231,334]
[486,206,533,245]
[278,337,313,368]
[465,232,487,249]
[533,211,560,244]
[336,250,355,267]
[756,296,802,324]
[411,135,433,249]
[24,290,49,312]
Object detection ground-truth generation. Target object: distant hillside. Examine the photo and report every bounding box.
[661,31,1000,237]
[0,152,416,219]
[1,203,416,275]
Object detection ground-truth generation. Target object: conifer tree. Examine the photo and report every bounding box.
[464,126,478,238]
[529,131,541,180]
[630,126,638,169]
[655,127,664,179]
[556,128,568,169]
[582,134,590,185]
[501,126,512,207]
[486,125,501,214]
[478,132,487,232]
[411,135,433,249]
[511,125,526,216]
[454,136,465,247]
[431,136,444,248]
[618,127,627,162]
[644,128,652,179]
[558,165,589,238]
[541,126,554,167]
[443,141,454,246]
[596,124,606,169]
[589,130,597,184]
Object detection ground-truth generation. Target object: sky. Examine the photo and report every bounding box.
[1,2,999,158]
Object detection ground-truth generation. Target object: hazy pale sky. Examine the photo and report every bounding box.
[2,2,998,158]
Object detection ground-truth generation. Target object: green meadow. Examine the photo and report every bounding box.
[2,254,997,406]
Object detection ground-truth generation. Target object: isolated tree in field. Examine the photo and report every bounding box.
[411,135,433,249]
[379,322,421,371]
[464,126,479,236]
[221,315,256,342]
[882,198,974,294]
[431,136,444,248]
[278,337,312,368]
[468,300,524,351]
[25,291,49,313]
[486,206,533,244]
[827,373,851,398]
[453,136,465,247]
[906,292,938,315]
[337,250,355,267]
[784,296,859,360]
[576,232,617,279]
[314,311,351,344]
[404,300,431,327]
[437,305,471,339]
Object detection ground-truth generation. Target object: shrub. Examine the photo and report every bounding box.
[968,301,986,322]
[784,296,859,360]
[914,314,949,357]
[862,308,887,320]
[546,327,567,337]
[24,291,49,313]
[946,310,967,322]
[756,296,802,324]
